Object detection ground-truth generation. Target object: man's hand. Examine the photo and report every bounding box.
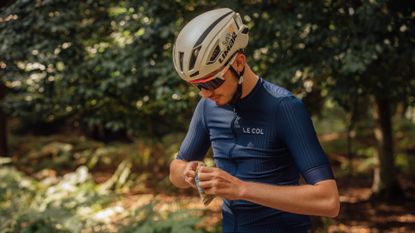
[197,166,245,200]
[182,161,202,189]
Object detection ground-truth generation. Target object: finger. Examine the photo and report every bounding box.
[195,163,206,172]
[185,176,193,183]
[200,179,224,190]
[184,170,196,178]
[190,182,197,188]
[198,166,216,173]
[196,161,205,166]
[185,177,196,186]
[190,161,200,170]
[198,180,213,189]
[203,186,220,196]
[197,172,216,181]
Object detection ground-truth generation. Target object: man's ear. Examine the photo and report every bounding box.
[235,53,246,72]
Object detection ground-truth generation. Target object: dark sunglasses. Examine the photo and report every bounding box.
[189,54,237,90]
[192,77,225,90]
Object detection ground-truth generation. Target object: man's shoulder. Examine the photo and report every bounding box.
[261,78,293,101]
[197,97,214,110]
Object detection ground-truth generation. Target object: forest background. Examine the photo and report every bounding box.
[0,0,414,232]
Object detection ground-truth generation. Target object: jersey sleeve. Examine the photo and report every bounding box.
[176,99,211,161]
[276,96,334,184]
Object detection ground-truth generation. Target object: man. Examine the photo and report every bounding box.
[169,8,340,233]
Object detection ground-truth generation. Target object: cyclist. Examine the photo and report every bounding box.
[169,8,340,233]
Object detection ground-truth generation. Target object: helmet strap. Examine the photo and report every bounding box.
[229,65,245,105]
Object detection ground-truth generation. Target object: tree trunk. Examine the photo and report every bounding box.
[346,121,354,175]
[0,82,8,157]
[0,2,16,157]
[345,99,358,176]
[371,95,403,201]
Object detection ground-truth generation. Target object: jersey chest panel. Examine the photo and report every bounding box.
[206,105,298,183]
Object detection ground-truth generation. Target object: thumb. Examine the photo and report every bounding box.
[189,161,199,171]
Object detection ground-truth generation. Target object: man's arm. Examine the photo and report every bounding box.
[197,166,340,217]
[240,179,340,217]
[169,99,211,189]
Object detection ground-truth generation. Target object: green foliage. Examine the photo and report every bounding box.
[324,1,415,114]
[1,0,414,138]
[0,0,198,138]
[394,117,415,176]
[0,166,107,233]
[9,132,183,177]
[1,0,111,128]
[0,165,209,233]
[118,201,204,233]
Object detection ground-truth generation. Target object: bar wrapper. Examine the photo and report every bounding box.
[194,163,215,206]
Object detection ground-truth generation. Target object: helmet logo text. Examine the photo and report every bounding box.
[219,32,237,63]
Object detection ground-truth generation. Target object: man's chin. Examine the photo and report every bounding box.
[204,95,230,105]
[212,97,229,106]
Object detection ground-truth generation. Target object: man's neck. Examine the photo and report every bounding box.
[241,65,259,98]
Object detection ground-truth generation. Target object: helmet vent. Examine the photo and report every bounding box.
[207,44,221,64]
[179,52,184,72]
[242,27,249,34]
[190,71,199,77]
[189,45,201,70]
[234,16,240,29]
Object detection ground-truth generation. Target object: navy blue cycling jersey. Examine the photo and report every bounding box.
[177,78,334,233]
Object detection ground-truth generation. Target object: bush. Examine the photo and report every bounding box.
[0,165,209,233]
[0,166,109,233]
[118,202,204,233]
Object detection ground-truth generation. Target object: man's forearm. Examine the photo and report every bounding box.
[239,179,340,217]
[169,159,191,189]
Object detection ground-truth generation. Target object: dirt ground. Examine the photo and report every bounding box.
[112,173,415,233]
[326,175,415,233]
[12,160,415,233]
[8,132,415,233]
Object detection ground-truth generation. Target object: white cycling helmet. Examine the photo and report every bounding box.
[173,8,249,82]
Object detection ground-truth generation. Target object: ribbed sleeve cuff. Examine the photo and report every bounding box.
[302,164,334,184]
